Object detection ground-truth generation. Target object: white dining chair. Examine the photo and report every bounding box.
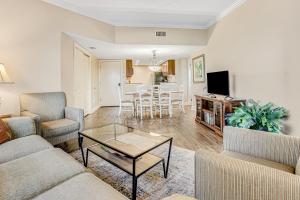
[170,84,185,113]
[118,85,135,117]
[152,85,160,116]
[136,85,153,120]
[158,85,172,118]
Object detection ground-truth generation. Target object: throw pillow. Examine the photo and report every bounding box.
[0,119,12,144]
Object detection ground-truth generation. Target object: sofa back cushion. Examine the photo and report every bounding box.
[223,126,300,167]
[20,92,66,122]
[0,119,11,144]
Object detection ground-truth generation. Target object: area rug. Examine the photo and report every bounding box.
[70,142,195,200]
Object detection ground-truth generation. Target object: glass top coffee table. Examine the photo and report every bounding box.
[78,123,173,200]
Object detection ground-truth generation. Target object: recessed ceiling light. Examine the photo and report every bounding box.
[89,47,96,50]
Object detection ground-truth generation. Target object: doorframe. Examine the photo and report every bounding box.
[73,43,92,115]
[99,59,123,107]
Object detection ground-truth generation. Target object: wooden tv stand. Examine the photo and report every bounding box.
[195,95,245,136]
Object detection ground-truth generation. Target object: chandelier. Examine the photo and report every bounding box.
[148,50,161,72]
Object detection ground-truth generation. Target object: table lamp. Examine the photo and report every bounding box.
[0,63,14,113]
[0,63,13,84]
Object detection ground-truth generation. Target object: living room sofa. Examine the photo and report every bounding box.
[0,117,128,200]
[195,126,300,200]
[20,92,84,145]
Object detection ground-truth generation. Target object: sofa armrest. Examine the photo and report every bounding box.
[65,106,84,131]
[3,117,36,139]
[223,126,300,167]
[195,149,300,200]
[21,111,41,134]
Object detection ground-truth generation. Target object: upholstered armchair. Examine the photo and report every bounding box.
[195,126,300,200]
[20,92,84,145]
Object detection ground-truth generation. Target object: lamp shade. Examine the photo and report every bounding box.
[0,63,13,83]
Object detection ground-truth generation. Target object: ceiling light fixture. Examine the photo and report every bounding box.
[148,50,161,72]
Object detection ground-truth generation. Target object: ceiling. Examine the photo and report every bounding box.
[69,33,202,64]
[44,0,245,29]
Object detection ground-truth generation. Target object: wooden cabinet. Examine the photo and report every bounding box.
[195,95,245,136]
[126,59,133,78]
[161,60,175,76]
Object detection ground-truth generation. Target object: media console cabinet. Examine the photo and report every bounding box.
[195,95,245,136]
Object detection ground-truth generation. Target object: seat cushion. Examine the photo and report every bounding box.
[0,135,53,164]
[0,148,85,200]
[32,173,128,200]
[41,118,80,138]
[222,150,295,174]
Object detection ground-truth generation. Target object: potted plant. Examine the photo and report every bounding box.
[227,99,288,133]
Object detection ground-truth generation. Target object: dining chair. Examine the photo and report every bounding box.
[136,85,153,120]
[152,85,160,116]
[170,84,185,113]
[159,85,172,118]
[118,85,135,117]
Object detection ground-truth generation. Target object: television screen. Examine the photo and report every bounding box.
[207,71,230,96]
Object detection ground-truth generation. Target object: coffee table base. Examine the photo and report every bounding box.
[78,134,173,200]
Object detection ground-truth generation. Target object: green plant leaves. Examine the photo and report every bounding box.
[227,99,288,133]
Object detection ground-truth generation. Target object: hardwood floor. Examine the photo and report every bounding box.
[61,106,223,153]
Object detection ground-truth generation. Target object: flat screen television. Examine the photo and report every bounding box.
[207,71,230,96]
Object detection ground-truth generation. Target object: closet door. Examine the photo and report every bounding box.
[73,47,90,114]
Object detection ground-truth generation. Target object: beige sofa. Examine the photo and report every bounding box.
[195,126,300,200]
[0,117,128,200]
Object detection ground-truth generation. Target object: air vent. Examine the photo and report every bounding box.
[156,31,167,37]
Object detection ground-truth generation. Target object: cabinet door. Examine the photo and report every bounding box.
[213,102,223,131]
[168,60,175,75]
[126,60,133,77]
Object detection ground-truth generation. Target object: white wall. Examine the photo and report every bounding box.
[0,0,114,114]
[175,59,189,104]
[189,0,300,136]
[130,66,154,85]
[115,27,209,45]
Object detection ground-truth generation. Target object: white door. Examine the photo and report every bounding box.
[99,60,122,106]
[74,47,90,113]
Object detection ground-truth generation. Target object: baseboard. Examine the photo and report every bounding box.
[88,105,101,115]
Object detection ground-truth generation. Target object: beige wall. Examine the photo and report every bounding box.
[61,33,75,106]
[190,0,300,135]
[0,0,114,114]
[130,66,154,85]
[115,27,209,45]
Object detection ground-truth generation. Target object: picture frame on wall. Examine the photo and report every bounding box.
[192,54,205,83]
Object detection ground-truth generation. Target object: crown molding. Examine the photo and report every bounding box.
[203,0,248,28]
[217,0,248,22]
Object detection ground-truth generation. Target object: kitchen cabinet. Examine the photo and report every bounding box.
[161,60,175,76]
[126,59,134,78]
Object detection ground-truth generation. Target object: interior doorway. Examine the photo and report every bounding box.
[99,60,122,106]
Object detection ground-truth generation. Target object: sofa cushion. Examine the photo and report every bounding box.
[0,135,53,164]
[0,148,85,200]
[41,118,80,138]
[0,118,11,144]
[32,173,128,200]
[222,150,295,174]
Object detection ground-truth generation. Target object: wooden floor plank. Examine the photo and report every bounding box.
[60,106,223,153]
